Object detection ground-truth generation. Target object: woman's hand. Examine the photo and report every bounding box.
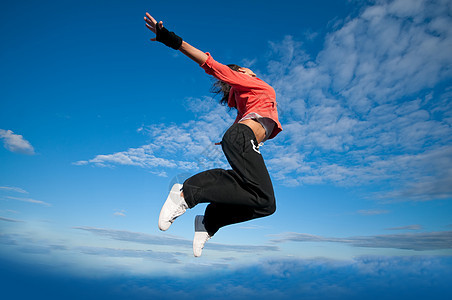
[144,12,182,50]
[144,12,208,64]
[144,12,163,42]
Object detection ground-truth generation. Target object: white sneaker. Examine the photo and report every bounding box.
[193,215,211,257]
[158,183,188,231]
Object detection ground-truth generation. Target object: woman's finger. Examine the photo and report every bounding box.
[145,22,155,33]
[144,16,155,28]
[145,12,157,25]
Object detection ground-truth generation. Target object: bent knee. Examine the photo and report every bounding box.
[266,202,276,216]
[257,195,276,216]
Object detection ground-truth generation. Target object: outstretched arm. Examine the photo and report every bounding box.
[144,12,208,65]
[178,41,208,66]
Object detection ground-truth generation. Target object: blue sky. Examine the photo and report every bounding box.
[1,0,452,298]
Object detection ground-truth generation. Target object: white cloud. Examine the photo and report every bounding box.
[75,97,233,172]
[0,129,35,155]
[385,225,422,231]
[74,145,182,169]
[75,246,184,264]
[74,226,278,253]
[0,216,23,223]
[113,210,126,217]
[271,230,452,251]
[357,209,390,216]
[0,187,50,208]
[326,0,452,107]
[5,196,51,206]
[0,186,28,194]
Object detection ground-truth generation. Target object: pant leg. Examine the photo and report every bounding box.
[220,123,276,215]
[203,203,255,235]
[183,123,276,235]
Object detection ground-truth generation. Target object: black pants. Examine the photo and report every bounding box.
[183,123,276,236]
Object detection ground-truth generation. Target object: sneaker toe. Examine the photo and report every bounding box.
[158,219,171,231]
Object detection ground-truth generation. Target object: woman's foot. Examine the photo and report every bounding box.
[158,183,188,231]
[193,215,211,257]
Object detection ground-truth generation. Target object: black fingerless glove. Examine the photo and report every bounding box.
[156,24,183,50]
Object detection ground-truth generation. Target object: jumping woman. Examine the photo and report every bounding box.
[144,12,282,257]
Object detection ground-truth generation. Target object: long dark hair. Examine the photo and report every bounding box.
[211,64,241,107]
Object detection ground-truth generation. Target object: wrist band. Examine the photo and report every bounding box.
[156,24,183,50]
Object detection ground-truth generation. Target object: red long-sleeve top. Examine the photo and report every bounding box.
[200,53,282,140]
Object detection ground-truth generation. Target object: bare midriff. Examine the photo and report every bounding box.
[238,119,266,144]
